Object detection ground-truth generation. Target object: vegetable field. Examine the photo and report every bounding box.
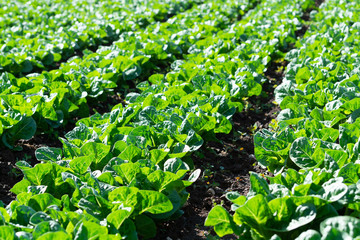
[1,0,360,239]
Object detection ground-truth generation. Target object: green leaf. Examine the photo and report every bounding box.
[0,207,10,224]
[294,230,321,240]
[342,98,360,112]
[281,203,316,231]
[37,231,70,240]
[0,226,15,240]
[226,192,246,205]
[112,141,128,156]
[15,231,32,240]
[41,103,58,122]
[266,197,317,232]
[290,137,322,169]
[149,149,168,165]
[123,64,141,81]
[119,219,137,240]
[74,221,108,240]
[35,147,63,162]
[323,153,339,171]
[188,169,201,183]
[28,193,61,211]
[0,226,14,240]
[65,123,93,144]
[3,117,36,148]
[22,163,53,186]
[295,67,311,84]
[29,212,52,225]
[248,172,271,198]
[59,138,81,158]
[205,205,234,237]
[234,194,271,229]
[319,178,348,202]
[163,158,189,176]
[320,216,360,238]
[138,190,173,214]
[13,205,36,226]
[70,156,93,174]
[339,122,360,148]
[148,74,164,85]
[118,145,142,162]
[134,215,156,239]
[147,170,179,192]
[108,187,139,208]
[106,209,132,230]
[113,163,140,186]
[10,179,31,195]
[32,221,63,239]
[338,163,360,184]
[81,142,110,163]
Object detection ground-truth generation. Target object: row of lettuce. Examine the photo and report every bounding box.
[206,0,360,239]
[0,0,251,150]
[0,0,316,239]
[0,0,200,76]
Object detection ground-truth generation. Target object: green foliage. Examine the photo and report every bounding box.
[0,0,198,76]
[207,0,360,239]
[0,0,254,149]
[0,0,263,238]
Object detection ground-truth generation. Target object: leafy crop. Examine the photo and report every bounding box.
[0,0,268,239]
[0,0,253,149]
[206,0,360,239]
[4,0,359,238]
[0,0,199,76]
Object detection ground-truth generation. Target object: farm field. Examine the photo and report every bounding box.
[1,0,360,239]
